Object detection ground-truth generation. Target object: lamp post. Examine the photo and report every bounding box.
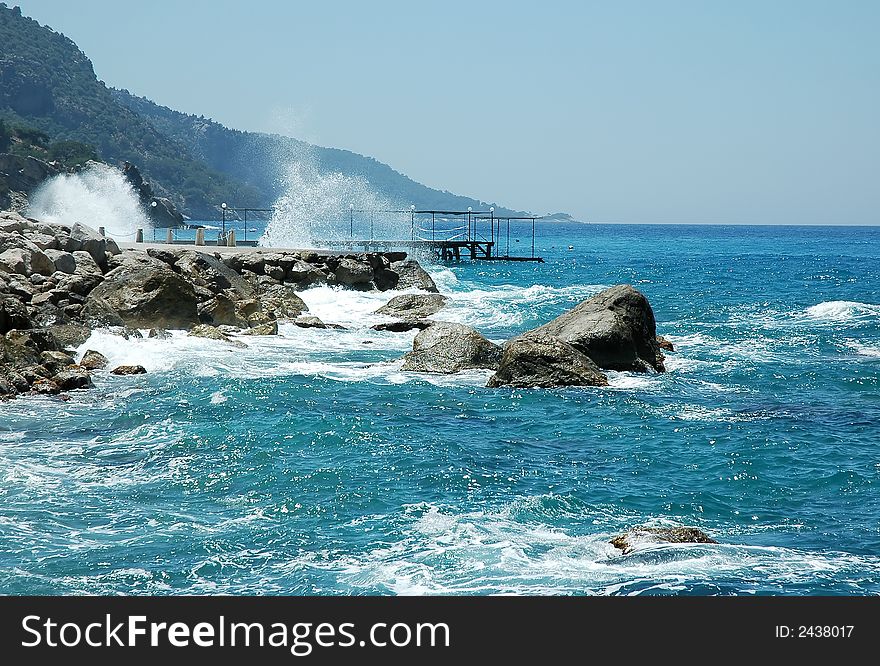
[490,206,495,246]
[467,206,473,241]
[410,204,416,242]
[150,200,157,242]
[221,202,227,245]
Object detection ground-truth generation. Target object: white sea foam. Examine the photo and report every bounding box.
[27,162,151,239]
[328,502,880,595]
[843,340,880,358]
[804,301,880,324]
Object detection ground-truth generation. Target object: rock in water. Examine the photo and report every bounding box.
[110,365,147,376]
[84,262,199,330]
[402,322,501,374]
[188,324,248,348]
[391,259,439,292]
[610,526,717,554]
[487,335,609,388]
[375,293,449,320]
[656,335,674,352]
[371,320,433,333]
[525,284,665,372]
[79,350,109,370]
[53,366,92,391]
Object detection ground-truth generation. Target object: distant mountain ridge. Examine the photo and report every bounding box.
[110,89,526,217]
[0,3,527,219]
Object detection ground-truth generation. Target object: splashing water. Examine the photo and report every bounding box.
[27,162,151,238]
[261,158,405,248]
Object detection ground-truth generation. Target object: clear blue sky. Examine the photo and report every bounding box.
[15,0,880,223]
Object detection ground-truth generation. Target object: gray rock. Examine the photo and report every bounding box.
[198,293,248,327]
[284,259,327,286]
[259,283,308,319]
[1,296,31,334]
[110,365,147,376]
[188,324,249,348]
[44,249,77,274]
[0,246,55,276]
[524,285,665,372]
[239,321,278,336]
[486,335,609,388]
[391,259,438,292]
[334,257,374,288]
[84,262,199,330]
[610,526,717,555]
[172,250,255,300]
[402,322,501,374]
[39,350,75,374]
[79,350,109,370]
[67,223,107,266]
[375,293,449,319]
[293,315,328,329]
[53,365,92,391]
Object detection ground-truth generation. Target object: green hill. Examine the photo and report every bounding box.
[1,3,526,219]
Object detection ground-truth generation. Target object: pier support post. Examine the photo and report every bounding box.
[227,230,236,247]
[166,228,174,244]
[195,228,205,246]
[135,228,143,243]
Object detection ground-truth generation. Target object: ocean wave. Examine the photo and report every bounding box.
[805,300,880,323]
[331,503,880,595]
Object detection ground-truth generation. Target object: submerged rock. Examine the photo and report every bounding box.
[375,293,449,320]
[240,321,278,336]
[371,320,433,333]
[610,526,717,555]
[524,284,665,373]
[402,322,501,374]
[487,335,608,388]
[110,365,147,376]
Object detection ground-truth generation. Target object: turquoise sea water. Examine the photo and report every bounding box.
[1,223,879,595]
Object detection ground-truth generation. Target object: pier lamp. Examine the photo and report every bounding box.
[468,206,473,241]
[410,205,416,242]
[221,202,227,242]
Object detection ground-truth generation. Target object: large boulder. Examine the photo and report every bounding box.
[83,262,199,330]
[66,223,107,266]
[524,285,665,372]
[402,322,501,374]
[375,293,449,320]
[334,257,374,288]
[0,244,55,276]
[198,293,248,327]
[487,335,609,388]
[169,249,255,300]
[259,283,308,319]
[610,526,717,555]
[391,259,438,292]
[44,249,76,274]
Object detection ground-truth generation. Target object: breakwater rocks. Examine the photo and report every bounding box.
[3,209,674,398]
[1,210,439,399]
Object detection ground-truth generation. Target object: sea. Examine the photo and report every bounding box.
[1,222,878,595]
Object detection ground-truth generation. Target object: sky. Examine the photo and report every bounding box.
[13,0,880,224]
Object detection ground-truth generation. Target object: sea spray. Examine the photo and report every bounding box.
[261,154,406,248]
[27,162,151,238]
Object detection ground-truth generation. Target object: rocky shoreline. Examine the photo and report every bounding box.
[2,209,672,400]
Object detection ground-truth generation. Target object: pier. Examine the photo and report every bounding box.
[138,206,544,262]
